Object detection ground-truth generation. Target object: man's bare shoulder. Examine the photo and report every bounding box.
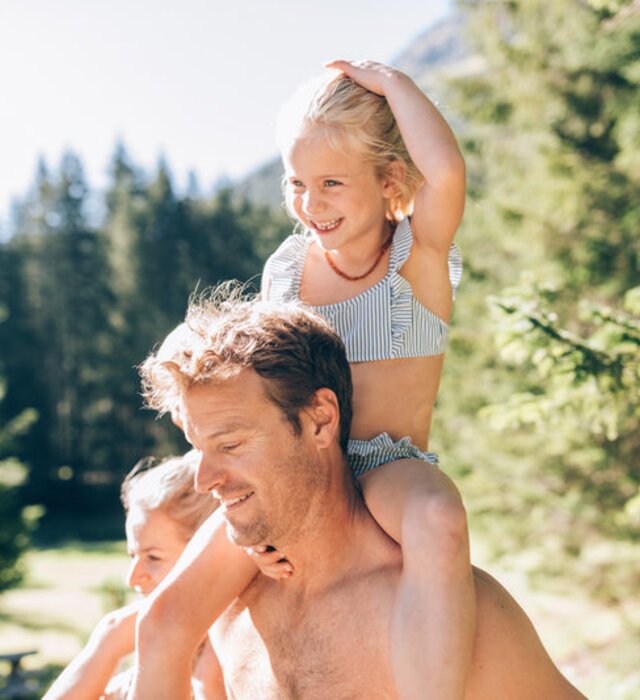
[468,567,587,700]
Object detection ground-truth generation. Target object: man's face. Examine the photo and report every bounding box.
[181,369,327,547]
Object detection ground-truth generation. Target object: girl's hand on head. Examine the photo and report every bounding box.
[245,545,294,580]
[324,59,402,96]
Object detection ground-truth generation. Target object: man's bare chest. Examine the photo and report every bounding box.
[212,569,399,699]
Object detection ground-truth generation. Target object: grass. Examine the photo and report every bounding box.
[1,539,639,699]
[0,540,130,696]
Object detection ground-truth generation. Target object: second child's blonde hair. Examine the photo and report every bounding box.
[277,71,424,221]
[121,451,217,542]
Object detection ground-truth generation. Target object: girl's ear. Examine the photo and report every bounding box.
[381,159,407,199]
[303,387,341,450]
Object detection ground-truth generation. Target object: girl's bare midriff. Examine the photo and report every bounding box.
[350,354,444,451]
[299,240,452,453]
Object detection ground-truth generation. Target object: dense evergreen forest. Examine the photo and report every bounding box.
[0,147,291,573]
[1,0,638,615]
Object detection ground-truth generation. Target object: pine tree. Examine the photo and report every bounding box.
[0,303,38,592]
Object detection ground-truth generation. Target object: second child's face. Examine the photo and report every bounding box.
[125,506,187,596]
[283,130,392,251]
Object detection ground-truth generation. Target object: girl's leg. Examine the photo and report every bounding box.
[130,509,257,700]
[359,459,475,700]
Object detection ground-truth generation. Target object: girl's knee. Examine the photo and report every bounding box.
[402,489,469,558]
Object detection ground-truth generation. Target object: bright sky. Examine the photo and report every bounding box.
[0,0,450,231]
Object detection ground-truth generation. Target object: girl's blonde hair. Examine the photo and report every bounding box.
[121,451,217,542]
[277,71,424,221]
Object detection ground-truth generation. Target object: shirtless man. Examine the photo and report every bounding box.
[138,293,585,699]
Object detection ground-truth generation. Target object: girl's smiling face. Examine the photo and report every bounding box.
[283,129,394,252]
[125,505,187,596]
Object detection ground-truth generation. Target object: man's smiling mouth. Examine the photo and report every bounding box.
[220,492,254,510]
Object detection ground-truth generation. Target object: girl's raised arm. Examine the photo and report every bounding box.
[325,59,465,255]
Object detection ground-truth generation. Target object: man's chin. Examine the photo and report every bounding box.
[226,521,270,548]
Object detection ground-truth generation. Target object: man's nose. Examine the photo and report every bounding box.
[126,558,149,591]
[194,450,226,494]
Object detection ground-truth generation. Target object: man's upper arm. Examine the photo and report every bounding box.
[468,568,587,699]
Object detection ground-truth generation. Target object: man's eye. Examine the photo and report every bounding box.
[148,554,162,562]
[221,443,240,453]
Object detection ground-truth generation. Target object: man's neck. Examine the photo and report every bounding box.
[271,453,392,592]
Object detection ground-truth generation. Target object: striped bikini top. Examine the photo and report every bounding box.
[264,217,462,363]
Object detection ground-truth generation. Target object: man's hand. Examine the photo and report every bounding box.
[245,545,293,580]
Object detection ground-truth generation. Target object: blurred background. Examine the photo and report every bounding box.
[0,1,638,697]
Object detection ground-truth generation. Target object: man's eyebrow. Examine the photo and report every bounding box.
[205,421,252,440]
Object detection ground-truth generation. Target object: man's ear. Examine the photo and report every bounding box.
[304,387,341,449]
[381,159,407,199]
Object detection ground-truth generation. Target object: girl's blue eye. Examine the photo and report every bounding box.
[290,180,305,192]
[324,179,341,187]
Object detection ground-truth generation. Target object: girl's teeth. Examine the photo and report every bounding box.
[316,219,340,231]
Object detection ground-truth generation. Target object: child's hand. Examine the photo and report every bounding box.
[92,599,141,659]
[245,545,294,580]
[325,59,403,97]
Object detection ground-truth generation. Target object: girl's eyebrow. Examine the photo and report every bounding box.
[128,546,164,555]
[288,173,350,180]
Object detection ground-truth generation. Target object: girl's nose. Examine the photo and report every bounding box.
[302,190,324,216]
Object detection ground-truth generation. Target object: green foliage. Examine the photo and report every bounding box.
[484,277,639,441]
[0,328,40,593]
[433,0,640,600]
[0,145,289,531]
[482,278,639,550]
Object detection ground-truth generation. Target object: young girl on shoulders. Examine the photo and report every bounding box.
[133,60,473,700]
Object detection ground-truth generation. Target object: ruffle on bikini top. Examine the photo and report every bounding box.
[265,217,462,363]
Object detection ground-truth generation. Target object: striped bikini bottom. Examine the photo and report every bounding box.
[347,432,439,479]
